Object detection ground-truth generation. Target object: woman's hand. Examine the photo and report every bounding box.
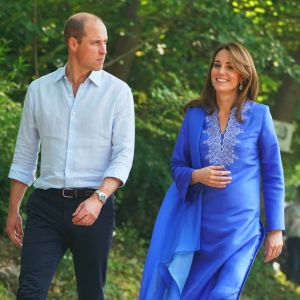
[264,230,283,263]
[191,165,232,188]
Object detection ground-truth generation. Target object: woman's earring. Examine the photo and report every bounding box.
[239,83,244,91]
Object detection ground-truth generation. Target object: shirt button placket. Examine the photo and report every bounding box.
[65,108,76,187]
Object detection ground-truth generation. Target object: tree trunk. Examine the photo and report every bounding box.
[272,47,300,123]
[32,0,39,78]
[105,0,141,82]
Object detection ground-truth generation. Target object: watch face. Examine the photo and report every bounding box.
[99,194,106,201]
[96,190,106,204]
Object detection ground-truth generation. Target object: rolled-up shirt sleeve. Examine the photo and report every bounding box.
[103,85,135,186]
[8,83,40,186]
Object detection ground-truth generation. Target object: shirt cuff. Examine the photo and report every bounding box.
[103,166,131,187]
[8,166,35,186]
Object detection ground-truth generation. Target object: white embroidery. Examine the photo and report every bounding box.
[203,103,250,167]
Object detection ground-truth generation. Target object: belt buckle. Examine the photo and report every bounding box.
[62,188,75,198]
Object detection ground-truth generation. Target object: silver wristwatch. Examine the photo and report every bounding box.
[94,190,107,205]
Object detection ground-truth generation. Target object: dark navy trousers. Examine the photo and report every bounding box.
[17,189,115,300]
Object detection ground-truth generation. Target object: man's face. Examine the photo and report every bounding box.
[74,20,108,71]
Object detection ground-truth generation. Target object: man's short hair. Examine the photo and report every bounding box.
[64,12,102,44]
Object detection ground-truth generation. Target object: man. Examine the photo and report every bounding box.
[285,186,300,284]
[6,12,135,300]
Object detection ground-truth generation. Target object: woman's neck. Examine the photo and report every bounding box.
[215,93,237,114]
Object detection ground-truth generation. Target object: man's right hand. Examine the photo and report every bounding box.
[6,211,23,247]
[6,179,28,247]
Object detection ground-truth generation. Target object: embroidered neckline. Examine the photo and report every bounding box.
[203,102,250,167]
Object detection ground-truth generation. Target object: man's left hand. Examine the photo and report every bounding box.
[72,194,102,226]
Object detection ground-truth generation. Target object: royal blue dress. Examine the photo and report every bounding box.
[139,101,285,300]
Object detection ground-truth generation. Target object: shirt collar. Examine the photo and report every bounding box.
[54,65,102,87]
[89,70,103,87]
[54,66,66,82]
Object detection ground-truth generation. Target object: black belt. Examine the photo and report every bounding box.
[49,188,96,199]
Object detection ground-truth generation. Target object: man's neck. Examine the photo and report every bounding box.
[65,62,92,95]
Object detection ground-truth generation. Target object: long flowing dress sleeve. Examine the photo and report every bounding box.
[258,106,285,230]
[171,111,203,201]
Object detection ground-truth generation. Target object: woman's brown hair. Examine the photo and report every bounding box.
[185,42,259,121]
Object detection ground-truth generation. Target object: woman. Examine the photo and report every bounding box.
[139,42,284,300]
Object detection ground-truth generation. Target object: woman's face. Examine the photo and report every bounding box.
[210,49,242,96]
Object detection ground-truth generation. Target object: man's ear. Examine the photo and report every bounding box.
[68,37,78,52]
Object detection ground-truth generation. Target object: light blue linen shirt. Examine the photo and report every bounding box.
[9,66,135,189]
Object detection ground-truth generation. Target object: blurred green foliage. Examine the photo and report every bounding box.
[0,283,12,300]
[244,250,300,299]
[0,0,300,298]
